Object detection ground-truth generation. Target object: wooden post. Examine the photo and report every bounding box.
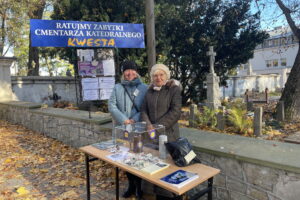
[247,102,254,112]
[189,104,197,128]
[265,88,269,104]
[145,0,156,71]
[254,107,263,137]
[277,101,285,121]
[245,89,249,103]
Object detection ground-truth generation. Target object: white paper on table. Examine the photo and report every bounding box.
[81,78,99,90]
[102,59,115,76]
[77,49,94,62]
[107,151,128,161]
[83,89,99,101]
[98,77,115,89]
[99,88,113,100]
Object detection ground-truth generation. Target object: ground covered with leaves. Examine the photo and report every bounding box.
[0,120,129,200]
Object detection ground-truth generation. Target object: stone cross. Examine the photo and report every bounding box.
[206,46,216,74]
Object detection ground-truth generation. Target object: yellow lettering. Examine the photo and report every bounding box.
[108,39,115,47]
[76,38,86,46]
[67,37,116,47]
[68,38,76,46]
[101,39,108,46]
[94,39,101,46]
[87,38,93,46]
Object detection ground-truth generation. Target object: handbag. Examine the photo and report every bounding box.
[165,137,201,167]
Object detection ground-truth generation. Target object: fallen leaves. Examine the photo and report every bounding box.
[0,120,127,199]
[16,186,29,196]
[57,190,79,199]
[4,158,12,164]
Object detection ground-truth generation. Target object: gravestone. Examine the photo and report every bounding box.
[206,46,221,110]
[189,104,198,128]
[217,106,225,130]
[254,107,263,137]
[0,57,16,101]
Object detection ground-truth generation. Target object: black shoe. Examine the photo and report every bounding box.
[123,172,137,198]
[122,185,136,198]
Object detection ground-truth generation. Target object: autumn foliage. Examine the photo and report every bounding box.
[0,120,126,199]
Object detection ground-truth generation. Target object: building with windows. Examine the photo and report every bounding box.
[238,26,299,88]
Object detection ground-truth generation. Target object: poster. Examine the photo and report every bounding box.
[83,89,99,101]
[100,89,113,100]
[77,49,94,62]
[78,62,93,76]
[76,49,116,101]
[81,78,99,90]
[78,61,104,76]
[102,59,115,76]
[98,77,115,89]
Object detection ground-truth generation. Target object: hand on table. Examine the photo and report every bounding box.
[124,119,135,125]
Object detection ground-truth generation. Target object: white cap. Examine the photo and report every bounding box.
[150,64,171,81]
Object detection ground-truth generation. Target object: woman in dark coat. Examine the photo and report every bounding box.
[141,64,182,200]
[141,63,182,142]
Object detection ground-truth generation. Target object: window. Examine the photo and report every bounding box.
[266,60,272,67]
[273,39,279,47]
[281,37,287,45]
[280,58,287,66]
[273,59,278,67]
[263,41,269,48]
[268,40,273,47]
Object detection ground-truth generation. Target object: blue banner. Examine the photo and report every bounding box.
[30,19,145,48]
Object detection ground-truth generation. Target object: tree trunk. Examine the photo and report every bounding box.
[0,11,6,56]
[280,45,300,120]
[28,33,40,76]
[27,0,46,76]
[276,0,300,120]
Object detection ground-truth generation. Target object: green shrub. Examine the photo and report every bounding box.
[226,98,246,110]
[195,106,217,128]
[227,107,253,134]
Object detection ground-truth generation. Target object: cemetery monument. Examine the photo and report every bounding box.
[206,46,221,110]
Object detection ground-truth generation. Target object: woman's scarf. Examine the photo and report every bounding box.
[121,78,142,87]
[153,80,168,91]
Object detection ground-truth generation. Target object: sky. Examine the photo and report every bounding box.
[251,0,289,31]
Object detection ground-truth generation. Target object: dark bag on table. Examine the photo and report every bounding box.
[165,137,201,167]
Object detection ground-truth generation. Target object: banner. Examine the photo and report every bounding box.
[30,19,145,48]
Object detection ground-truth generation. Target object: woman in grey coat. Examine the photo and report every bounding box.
[108,60,147,199]
[108,61,147,126]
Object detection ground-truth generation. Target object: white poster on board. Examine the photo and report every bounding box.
[83,89,99,101]
[99,89,113,100]
[77,49,94,62]
[82,78,99,90]
[98,77,115,89]
[102,59,115,76]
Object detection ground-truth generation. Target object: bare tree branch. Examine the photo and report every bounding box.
[275,0,300,39]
